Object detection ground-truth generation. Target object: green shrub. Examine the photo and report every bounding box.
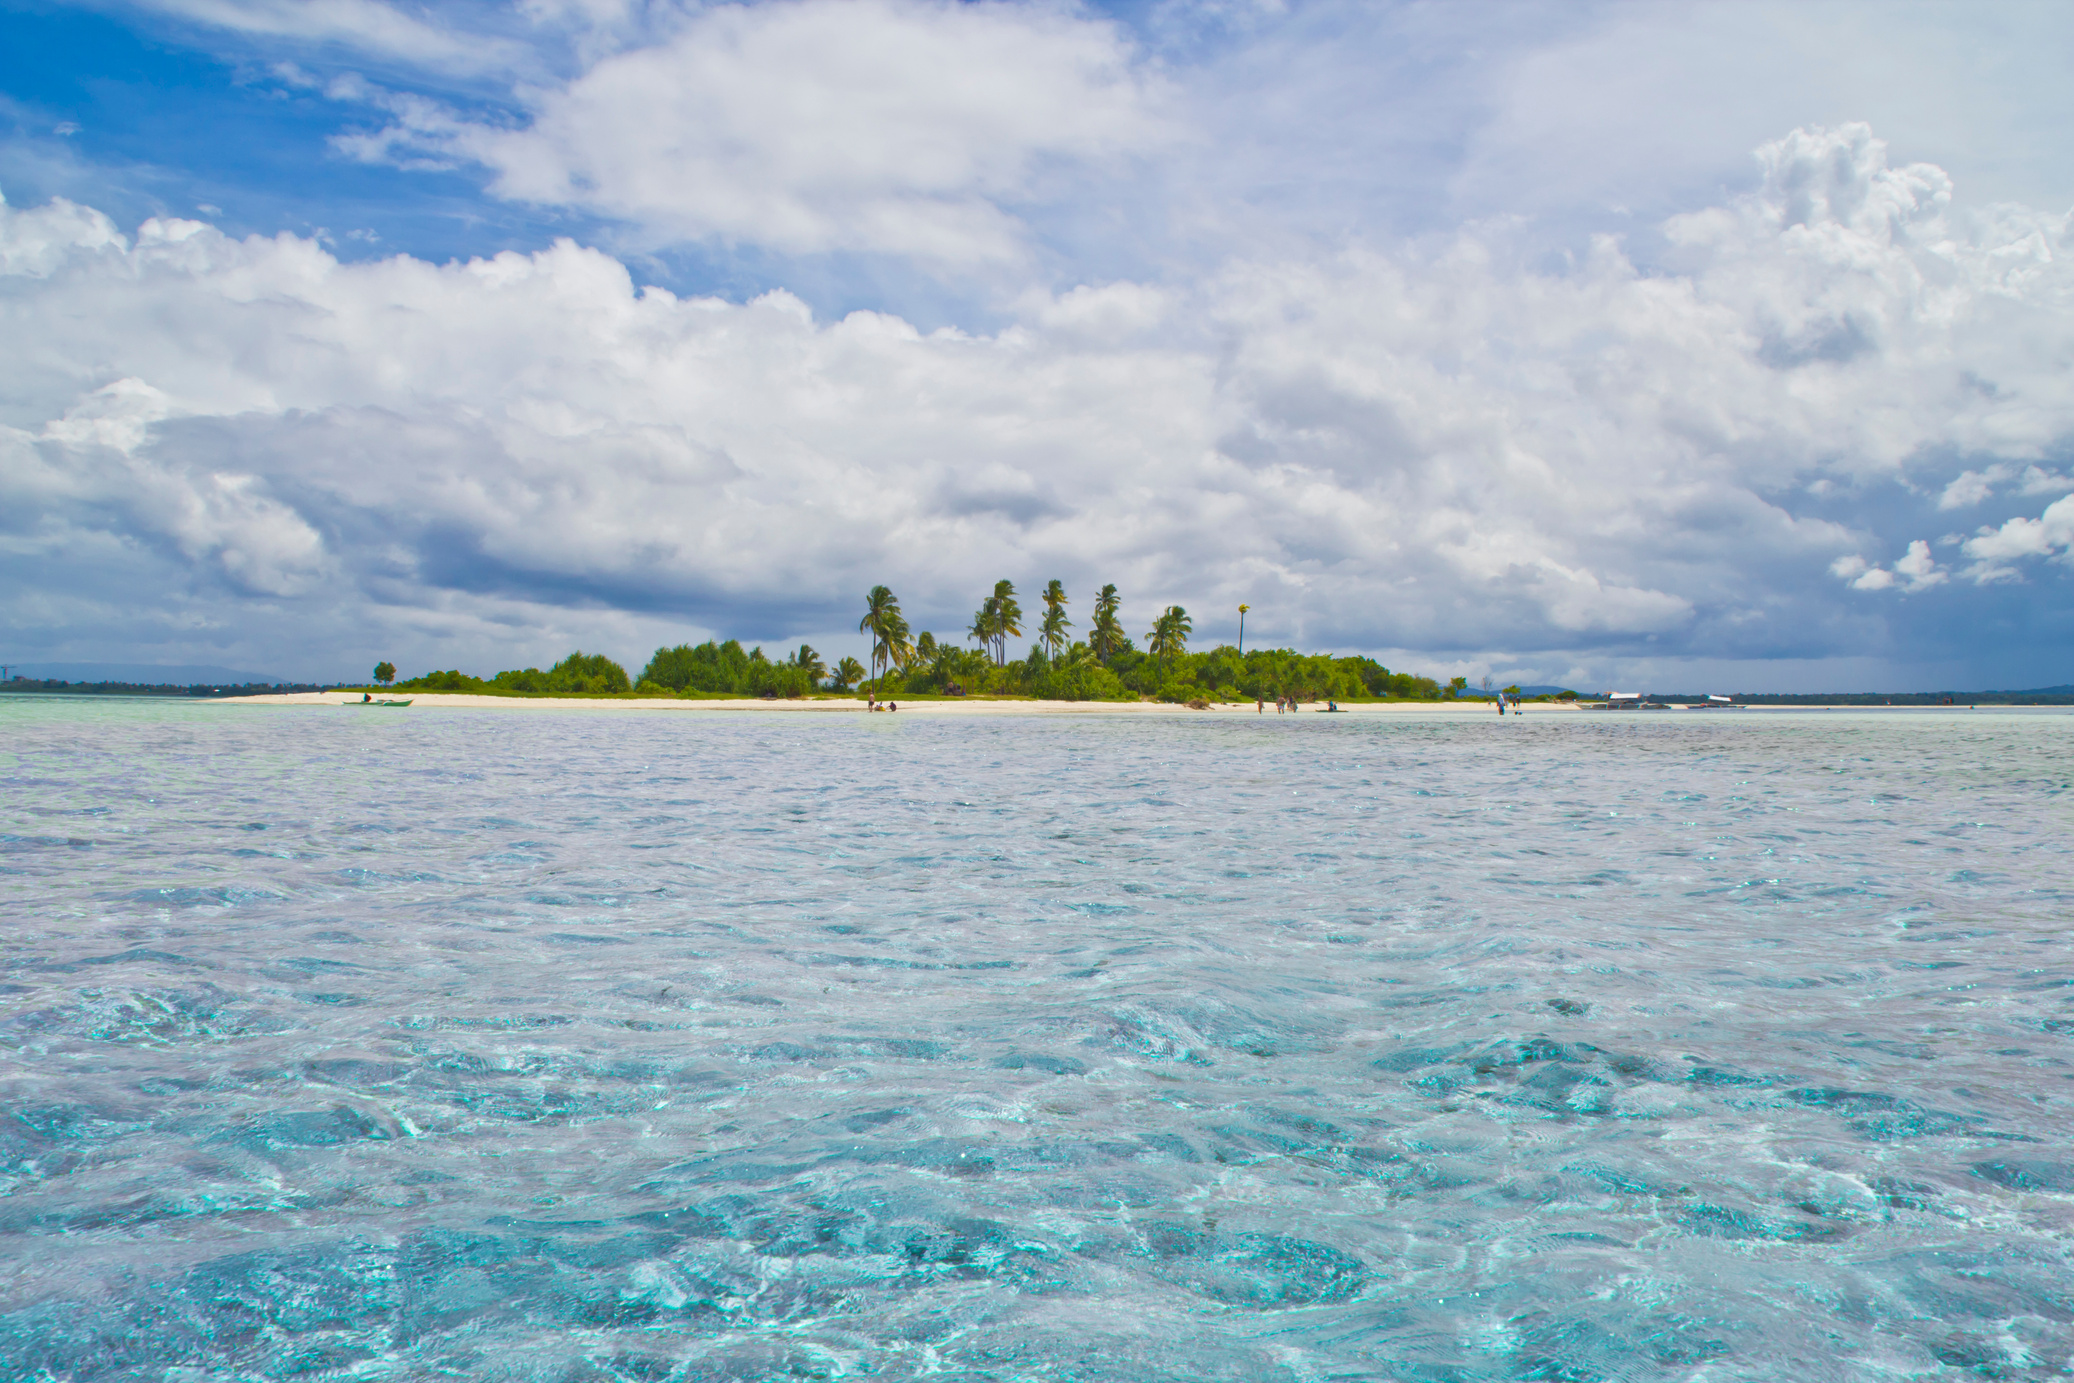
[399,669,489,692]
[640,640,751,692]
[641,640,826,696]
[491,651,630,694]
[1028,662,1132,702]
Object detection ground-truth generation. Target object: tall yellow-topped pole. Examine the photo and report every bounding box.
[1237,604,1250,656]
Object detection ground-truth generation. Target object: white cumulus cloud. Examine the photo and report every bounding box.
[337,0,1170,262]
[3,122,2072,681]
[1938,463,2074,510]
[1892,538,1947,590]
[1962,494,2074,582]
[1832,539,1949,594]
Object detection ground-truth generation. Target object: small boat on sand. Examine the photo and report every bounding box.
[342,696,413,707]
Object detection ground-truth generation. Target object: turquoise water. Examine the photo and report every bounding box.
[2,698,2071,1381]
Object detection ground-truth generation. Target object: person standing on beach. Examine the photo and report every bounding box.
[1256,697,1264,714]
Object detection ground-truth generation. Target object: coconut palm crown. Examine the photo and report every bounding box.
[1039,580,1071,660]
[1090,584,1125,662]
[1147,605,1192,666]
[989,580,1023,665]
[969,597,999,658]
[859,585,910,689]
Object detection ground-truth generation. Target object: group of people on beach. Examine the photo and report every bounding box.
[1258,695,1306,713]
[866,695,898,712]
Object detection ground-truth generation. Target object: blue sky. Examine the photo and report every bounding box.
[3,0,2072,689]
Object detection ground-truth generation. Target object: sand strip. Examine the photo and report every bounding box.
[213,691,1589,714]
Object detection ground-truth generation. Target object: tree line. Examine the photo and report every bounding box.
[386,579,1449,702]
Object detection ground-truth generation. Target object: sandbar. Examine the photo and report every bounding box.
[213,691,1590,714]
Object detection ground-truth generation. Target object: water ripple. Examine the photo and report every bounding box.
[0,699,2071,1380]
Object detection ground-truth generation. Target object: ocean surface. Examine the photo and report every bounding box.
[2,698,2071,1382]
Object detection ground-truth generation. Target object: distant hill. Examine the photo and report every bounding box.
[5,662,292,685]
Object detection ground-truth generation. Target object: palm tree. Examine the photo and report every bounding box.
[1090,583,1124,663]
[886,611,912,679]
[969,597,998,656]
[1147,605,1191,667]
[831,656,866,692]
[990,580,1023,666]
[1038,580,1070,661]
[793,644,826,684]
[859,585,910,690]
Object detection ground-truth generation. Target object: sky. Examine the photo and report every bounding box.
[2,0,2072,691]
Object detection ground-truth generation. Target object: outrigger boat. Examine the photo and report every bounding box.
[343,694,413,706]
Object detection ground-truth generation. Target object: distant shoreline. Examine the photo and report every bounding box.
[9,687,2066,711]
[8,688,2065,713]
[197,693,2071,714]
[211,691,1592,714]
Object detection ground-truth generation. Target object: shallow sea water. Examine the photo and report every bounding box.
[2,698,2072,1382]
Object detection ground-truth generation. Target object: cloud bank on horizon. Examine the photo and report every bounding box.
[2,0,2071,689]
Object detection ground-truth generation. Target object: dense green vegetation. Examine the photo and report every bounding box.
[871,638,1443,703]
[841,580,1448,702]
[375,580,1453,702]
[397,651,632,695]
[636,641,827,697]
[634,581,1448,702]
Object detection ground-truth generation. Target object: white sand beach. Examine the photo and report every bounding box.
[214,691,1591,714]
